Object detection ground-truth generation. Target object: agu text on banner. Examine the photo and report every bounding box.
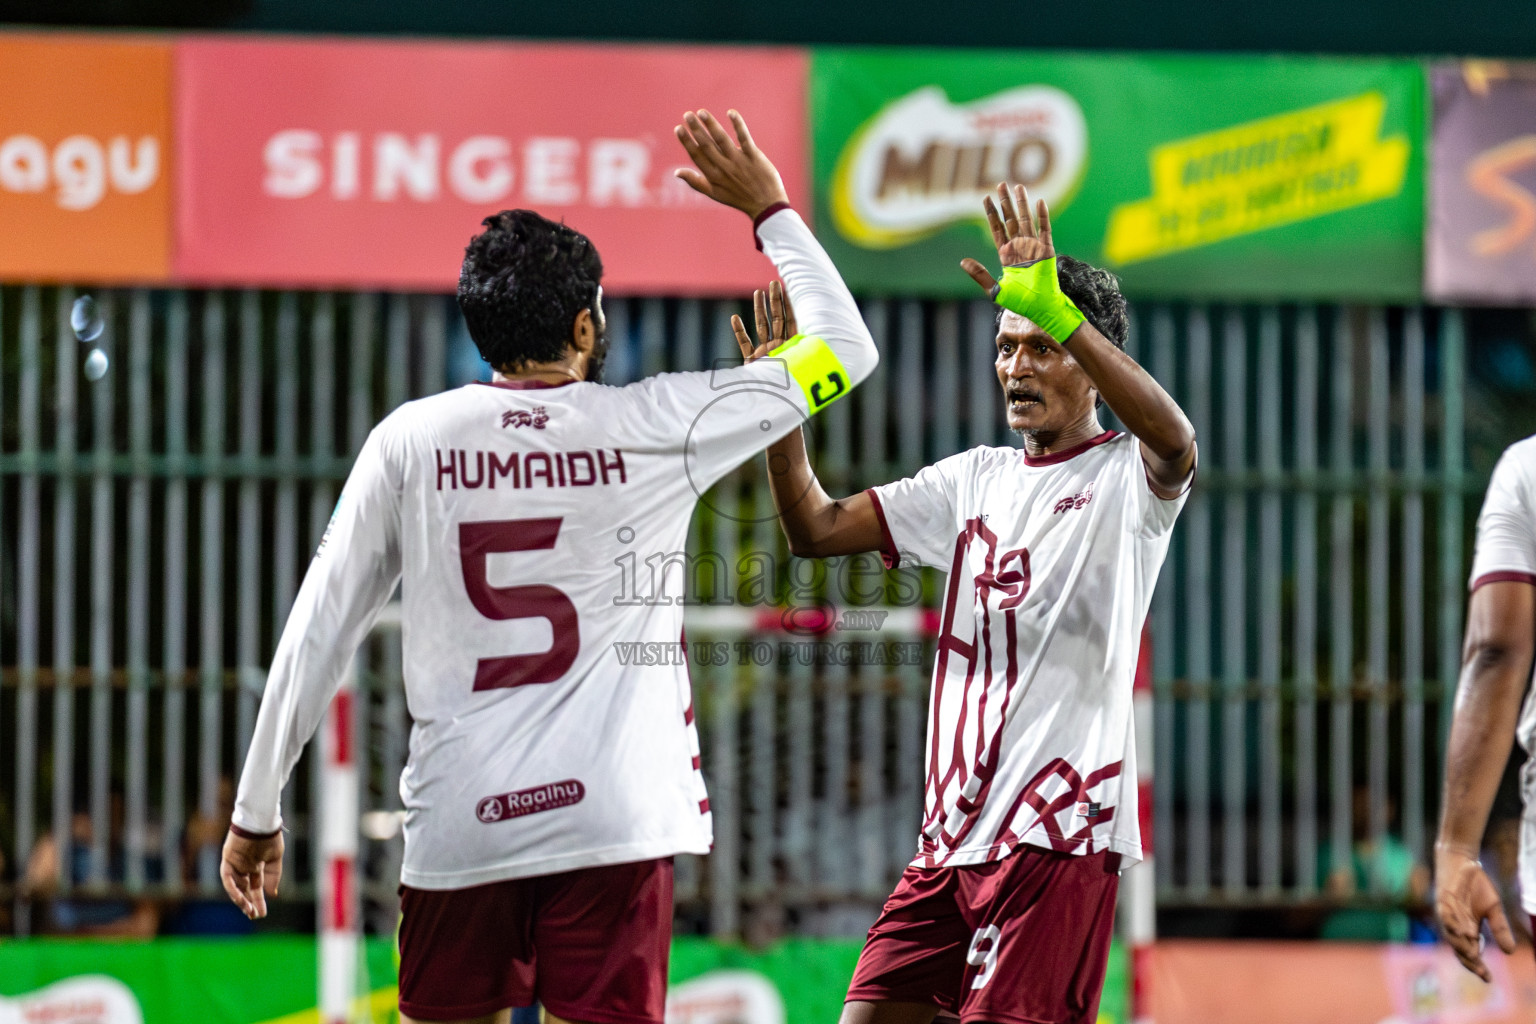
[174,38,809,294]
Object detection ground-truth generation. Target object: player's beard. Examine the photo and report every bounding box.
[584,326,609,383]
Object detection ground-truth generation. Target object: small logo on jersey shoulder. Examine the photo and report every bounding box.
[316,495,343,555]
[1053,481,1095,514]
[501,406,549,430]
[476,779,585,824]
[1074,801,1102,820]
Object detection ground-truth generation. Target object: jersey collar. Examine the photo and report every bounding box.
[1021,430,1120,467]
[473,378,579,391]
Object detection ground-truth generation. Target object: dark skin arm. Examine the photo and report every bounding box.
[961,183,1196,497]
[1435,579,1535,981]
[731,283,885,558]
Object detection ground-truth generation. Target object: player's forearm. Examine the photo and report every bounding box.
[1065,322,1195,464]
[1437,648,1528,853]
[1439,582,1536,853]
[763,427,881,558]
[756,210,877,387]
[233,608,347,833]
[233,521,401,830]
[765,427,839,556]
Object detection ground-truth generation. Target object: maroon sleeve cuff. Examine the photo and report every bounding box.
[230,823,282,841]
[1470,570,1536,593]
[752,201,794,252]
[866,488,901,570]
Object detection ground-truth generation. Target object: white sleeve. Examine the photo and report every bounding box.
[1131,440,1194,538]
[622,207,877,491]
[1470,444,1536,591]
[232,423,403,834]
[868,453,970,569]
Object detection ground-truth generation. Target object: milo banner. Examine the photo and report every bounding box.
[812,50,1424,299]
[1427,62,1536,304]
[0,937,1128,1024]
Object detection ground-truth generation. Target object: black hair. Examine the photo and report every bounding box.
[457,210,604,372]
[996,253,1128,351]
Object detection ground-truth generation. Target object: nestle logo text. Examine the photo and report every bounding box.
[476,780,585,824]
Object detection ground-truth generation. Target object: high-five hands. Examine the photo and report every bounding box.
[960,182,1056,295]
[1436,844,1517,982]
[730,280,797,363]
[675,109,790,220]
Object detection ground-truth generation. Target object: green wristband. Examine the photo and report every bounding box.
[991,258,1086,345]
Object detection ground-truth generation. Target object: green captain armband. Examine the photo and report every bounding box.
[768,333,852,414]
[992,258,1086,345]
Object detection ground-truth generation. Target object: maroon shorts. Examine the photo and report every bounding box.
[847,846,1121,1024]
[398,858,673,1023]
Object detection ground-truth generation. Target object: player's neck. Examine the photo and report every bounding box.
[1021,411,1105,459]
[493,356,585,387]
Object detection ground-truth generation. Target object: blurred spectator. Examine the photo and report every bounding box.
[23,792,160,938]
[1318,784,1432,942]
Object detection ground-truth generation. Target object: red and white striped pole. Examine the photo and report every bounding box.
[1125,620,1156,1024]
[318,668,359,1024]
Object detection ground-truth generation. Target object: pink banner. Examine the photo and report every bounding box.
[174,38,808,293]
[1153,940,1536,1024]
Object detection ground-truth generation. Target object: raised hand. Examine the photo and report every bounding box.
[674,109,790,219]
[731,280,797,363]
[961,182,1056,295]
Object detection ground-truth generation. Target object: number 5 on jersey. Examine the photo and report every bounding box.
[459,519,579,691]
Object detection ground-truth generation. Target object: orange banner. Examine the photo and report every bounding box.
[1153,940,1536,1024]
[0,34,173,282]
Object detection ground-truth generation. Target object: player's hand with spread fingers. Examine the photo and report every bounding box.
[1436,843,1518,982]
[674,109,790,219]
[960,183,1086,347]
[220,828,284,920]
[963,181,1056,283]
[730,280,797,364]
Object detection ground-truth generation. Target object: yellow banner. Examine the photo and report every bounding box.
[1103,91,1409,265]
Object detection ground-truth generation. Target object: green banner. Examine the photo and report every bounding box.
[812,49,1425,300]
[0,936,1127,1024]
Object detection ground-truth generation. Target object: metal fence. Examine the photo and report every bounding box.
[0,285,1479,936]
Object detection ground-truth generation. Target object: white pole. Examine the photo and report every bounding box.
[318,664,360,1024]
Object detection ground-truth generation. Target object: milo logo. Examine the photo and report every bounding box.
[830,85,1088,249]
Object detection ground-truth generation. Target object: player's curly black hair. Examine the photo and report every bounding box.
[995,254,1128,351]
[457,209,604,373]
[1057,254,1128,351]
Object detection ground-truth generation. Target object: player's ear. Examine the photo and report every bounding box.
[571,307,595,357]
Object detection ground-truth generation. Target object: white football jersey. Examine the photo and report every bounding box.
[870,431,1186,869]
[233,209,877,889]
[1466,435,1536,912]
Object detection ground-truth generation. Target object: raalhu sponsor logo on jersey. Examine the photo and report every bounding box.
[476,780,585,824]
[1053,482,1095,514]
[501,406,549,429]
[830,85,1088,249]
